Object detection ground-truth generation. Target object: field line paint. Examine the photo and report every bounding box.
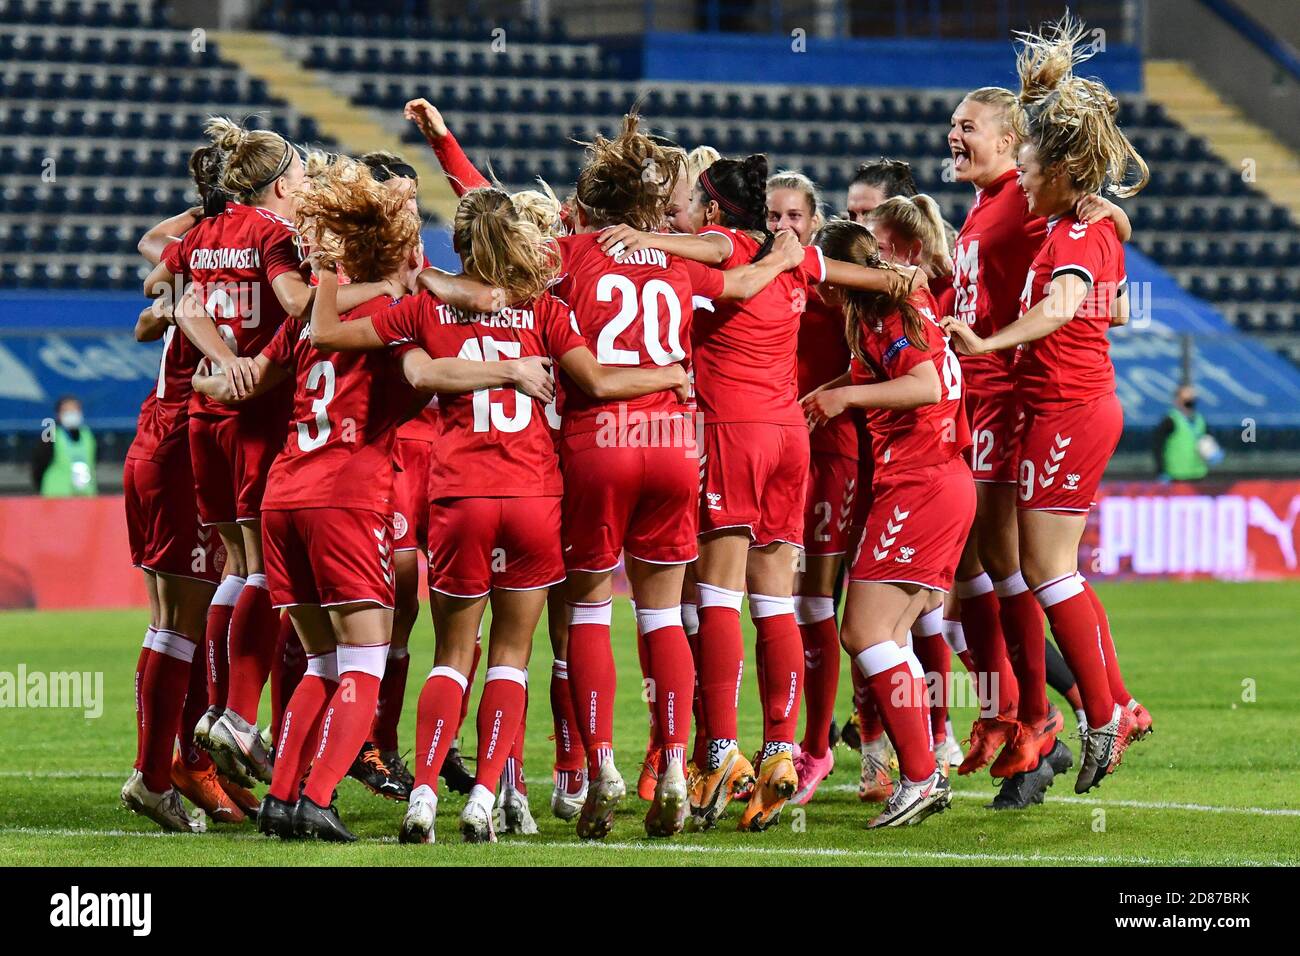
[823,784,1300,817]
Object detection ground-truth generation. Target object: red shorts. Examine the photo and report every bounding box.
[560,425,699,570]
[427,496,564,597]
[1017,393,1123,513]
[392,437,432,551]
[263,507,395,608]
[700,422,809,548]
[966,390,1024,484]
[189,413,283,525]
[850,455,975,592]
[124,450,224,583]
[802,452,859,557]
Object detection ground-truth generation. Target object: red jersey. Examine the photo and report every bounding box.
[396,400,440,441]
[951,169,1047,396]
[849,289,970,477]
[161,202,304,419]
[127,324,203,462]
[1015,214,1125,409]
[798,289,857,459]
[260,298,414,513]
[551,231,723,436]
[692,226,826,426]
[369,290,585,499]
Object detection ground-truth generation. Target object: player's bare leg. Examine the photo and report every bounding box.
[402,592,486,844]
[842,582,951,829]
[792,552,841,805]
[689,530,755,828]
[460,586,544,843]
[1019,511,1134,794]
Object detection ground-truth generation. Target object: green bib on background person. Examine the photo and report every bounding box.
[1162,409,1207,481]
[40,425,98,497]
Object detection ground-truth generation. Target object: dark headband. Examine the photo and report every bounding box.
[250,141,293,192]
[370,162,419,183]
[698,167,751,221]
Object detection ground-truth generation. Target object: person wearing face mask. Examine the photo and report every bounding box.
[1155,384,1215,481]
[34,396,97,497]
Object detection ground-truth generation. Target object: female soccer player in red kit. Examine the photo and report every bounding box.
[600,155,922,830]
[151,120,399,788]
[554,119,806,839]
[764,170,857,805]
[804,219,974,827]
[310,183,691,844]
[944,15,1150,794]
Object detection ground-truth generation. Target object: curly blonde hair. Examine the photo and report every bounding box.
[293,157,419,283]
[512,179,566,237]
[576,114,684,232]
[1015,15,1149,198]
[453,187,560,304]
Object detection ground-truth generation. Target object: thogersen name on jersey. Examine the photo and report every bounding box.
[436,303,536,329]
[188,247,262,270]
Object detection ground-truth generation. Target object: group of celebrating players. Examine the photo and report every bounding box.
[120,14,1155,845]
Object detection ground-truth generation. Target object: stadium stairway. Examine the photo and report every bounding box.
[211,30,461,221]
[1145,60,1300,222]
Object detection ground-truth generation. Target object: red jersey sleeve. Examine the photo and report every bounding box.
[427,129,489,196]
[1048,220,1110,288]
[684,258,726,300]
[368,293,428,347]
[699,226,740,267]
[549,235,574,301]
[261,226,304,285]
[542,296,586,359]
[261,316,300,369]
[798,244,827,284]
[160,238,184,277]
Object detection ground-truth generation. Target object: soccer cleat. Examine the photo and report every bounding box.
[644,760,689,837]
[400,784,437,845]
[987,739,1074,810]
[739,751,799,831]
[550,770,587,822]
[257,794,296,838]
[1075,704,1136,794]
[498,784,539,835]
[827,718,841,752]
[858,736,894,803]
[217,773,260,817]
[939,727,964,770]
[193,704,222,749]
[380,749,415,791]
[1044,739,1074,776]
[293,794,356,842]
[637,745,663,802]
[441,746,474,795]
[792,747,834,805]
[576,758,626,841]
[207,710,273,786]
[1127,701,1154,742]
[867,770,951,829]
[990,707,1065,779]
[687,745,755,830]
[461,798,498,843]
[839,711,861,750]
[957,714,1019,776]
[121,771,206,833]
[170,755,245,824]
[347,741,410,801]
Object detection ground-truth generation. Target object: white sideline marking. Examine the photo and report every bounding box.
[0,829,1287,866]
[822,784,1300,817]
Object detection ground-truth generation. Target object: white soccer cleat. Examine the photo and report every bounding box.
[399,784,437,845]
[461,795,499,844]
[121,770,206,833]
[867,770,951,829]
[193,704,222,748]
[207,710,273,785]
[941,720,964,767]
[550,772,587,822]
[644,759,689,837]
[497,785,539,835]
[576,758,626,840]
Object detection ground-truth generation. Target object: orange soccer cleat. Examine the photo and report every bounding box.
[1127,701,1154,742]
[957,714,1019,775]
[738,751,798,832]
[687,745,755,829]
[170,755,246,824]
[989,707,1065,779]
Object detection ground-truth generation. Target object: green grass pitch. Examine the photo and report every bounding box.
[1,580,1297,866]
